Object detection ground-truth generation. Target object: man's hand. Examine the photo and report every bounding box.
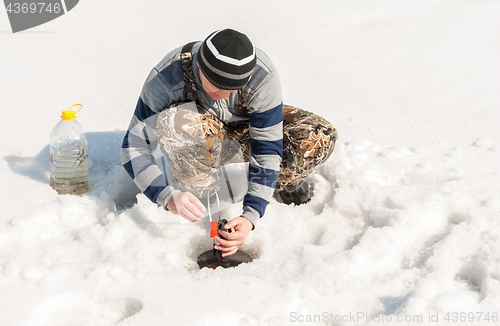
[167,192,206,222]
[215,217,253,257]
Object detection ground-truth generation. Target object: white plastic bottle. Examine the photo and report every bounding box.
[49,104,88,195]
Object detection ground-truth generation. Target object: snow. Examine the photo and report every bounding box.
[1,0,500,325]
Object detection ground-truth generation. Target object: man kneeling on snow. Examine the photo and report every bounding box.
[121,28,337,256]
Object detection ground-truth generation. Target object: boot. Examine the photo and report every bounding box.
[273,180,314,206]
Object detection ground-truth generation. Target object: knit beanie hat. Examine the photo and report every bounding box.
[197,29,257,90]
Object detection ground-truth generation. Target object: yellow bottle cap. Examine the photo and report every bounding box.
[61,104,83,120]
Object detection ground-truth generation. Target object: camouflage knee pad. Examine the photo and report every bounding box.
[276,105,338,191]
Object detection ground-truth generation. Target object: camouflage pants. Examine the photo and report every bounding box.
[155,102,337,198]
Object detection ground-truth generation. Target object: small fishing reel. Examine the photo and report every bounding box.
[197,219,253,269]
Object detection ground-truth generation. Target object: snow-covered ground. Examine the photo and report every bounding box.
[1,0,500,325]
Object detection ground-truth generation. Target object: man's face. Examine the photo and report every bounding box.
[198,64,238,101]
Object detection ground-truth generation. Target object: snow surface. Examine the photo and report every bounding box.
[1,0,500,325]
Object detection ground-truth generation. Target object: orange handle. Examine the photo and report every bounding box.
[210,221,218,238]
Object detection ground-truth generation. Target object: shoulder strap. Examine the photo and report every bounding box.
[235,89,247,114]
[180,41,199,102]
[181,41,197,54]
[180,41,247,111]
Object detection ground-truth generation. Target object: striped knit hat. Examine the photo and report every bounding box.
[197,29,257,90]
